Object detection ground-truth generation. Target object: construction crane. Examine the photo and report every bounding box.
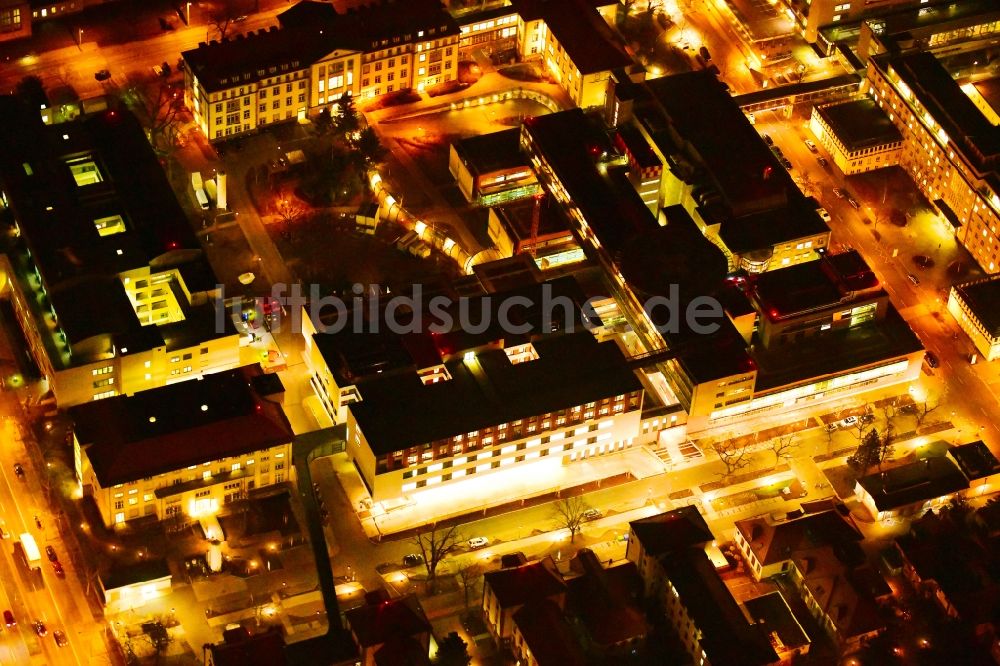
[529,191,545,258]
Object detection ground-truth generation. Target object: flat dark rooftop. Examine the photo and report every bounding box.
[524,109,658,257]
[878,52,1000,175]
[620,205,729,302]
[858,457,969,512]
[347,333,641,455]
[816,98,902,152]
[313,276,592,382]
[715,194,829,254]
[753,304,923,392]
[949,441,1000,481]
[953,276,1000,336]
[452,128,527,178]
[742,592,810,650]
[752,251,881,321]
[660,549,779,666]
[629,506,714,556]
[509,0,632,74]
[101,558,171,590]
[643,70,790,216]
[0,98,201,285]
[71,365,292,486]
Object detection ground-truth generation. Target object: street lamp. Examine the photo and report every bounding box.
[185,2,191,25]
[77,28,83,50]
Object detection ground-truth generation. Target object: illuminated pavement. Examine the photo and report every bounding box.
[0,401,110,665]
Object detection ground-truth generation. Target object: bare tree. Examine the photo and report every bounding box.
[412,525,463,593]
[879,397,904,440]
[552,496,591,543]
[713,439,751,479]
[274,194,306,224]
[769,434,798,468]
[205,0,253,40]
[118,82,185,161]
[794,171,820,199]
[456,563,481,611]
[914,395,942,428]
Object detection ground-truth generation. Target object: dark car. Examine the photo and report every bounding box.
[4,611,14,627]
[33,620,46,637]
[699,46,712,61]
[781,158,793,170]
[53,630,68,647]
[94,69,111,81]
[847,196,860,209]
[925,351,939,368]
[762,133,774,145]
[817,156,829,167]
[833,187,847,199]
[52,561,65,578]
[45,545,57,563]
[13,463,24,478]
[402,553,424,566]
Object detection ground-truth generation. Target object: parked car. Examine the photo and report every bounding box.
[402,553,424,567]
[781,158,793,170]
[817,156,829,167]
[804,139,818,153]
[45,545,57,563]
[925,351,939,368]
[53,630,68,647]
[847,196,860,209]
[762,133,774,145]
[94,69,111,82]
[13,463,24,478]
[151,64,163,77]
[833,187,847,199]
[816,207,831,223]
[826,416,859,432]
[747,112,756,124]
[907,273,920,285]
[582,508,603,521]
[52,561,65,578]
[468,537,489,550]
[699,46,712,61]
[33,620,46,637]
[4,611,14,627]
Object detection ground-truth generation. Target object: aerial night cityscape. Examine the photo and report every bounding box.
[1,0,1000,664]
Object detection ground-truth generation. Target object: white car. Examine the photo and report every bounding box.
[468,537,489,550]
[816,207,831,223]
[804,139,818,153]
[826,416,859,432]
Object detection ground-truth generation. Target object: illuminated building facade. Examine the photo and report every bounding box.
[71,365,294,528]
[521,106,923,433]
[182,0,460,141]
[0,0,28,42]
[301,278,643,505]
[948,275,1000,362]
[0,97,242,407]
[867,52,1000,273]
[809,98,903,175]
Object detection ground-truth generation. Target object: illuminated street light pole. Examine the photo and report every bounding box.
[77,28,83,50]
[185,2,191,25]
